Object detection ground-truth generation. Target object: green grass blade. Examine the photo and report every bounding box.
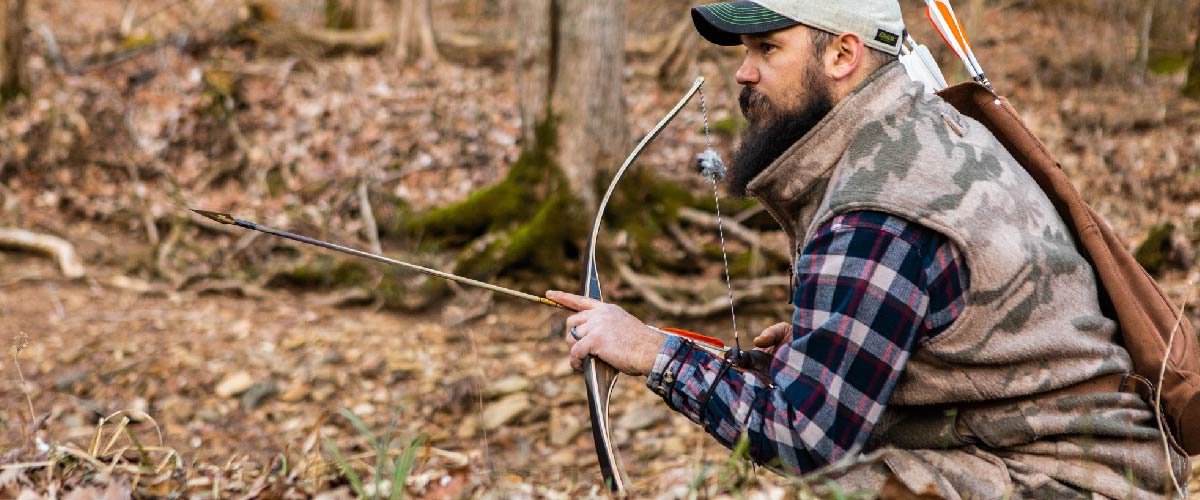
[388,434,427,500]
[323,437,367,498]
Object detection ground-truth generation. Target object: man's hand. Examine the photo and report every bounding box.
[754,322,792,350]
[547,290,665,377]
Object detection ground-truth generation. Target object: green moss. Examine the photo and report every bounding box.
[1149,52,1192,75]
[1134,223,1175,276]
[324,0,356,30]
[267,256,371,289]
[709,116,748,137]
[402,118,563,242]
[452,190,582,279]
[376,272,450,311]
[120,33,156,51]
[266,168,287,197]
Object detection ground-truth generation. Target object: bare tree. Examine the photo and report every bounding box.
[399,0,626,284]
[550,0,627,212]
[1,0,28,102]
[388,0,440,63]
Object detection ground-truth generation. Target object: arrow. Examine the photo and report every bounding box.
[191,209,570,310]
[190,209,729,351]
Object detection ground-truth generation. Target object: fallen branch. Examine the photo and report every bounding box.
[0,228,86,279]
[676,207,790,263]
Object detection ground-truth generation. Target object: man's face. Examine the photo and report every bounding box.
[727,26,836,197]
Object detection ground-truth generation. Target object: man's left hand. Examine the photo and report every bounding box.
[547,290,666,377]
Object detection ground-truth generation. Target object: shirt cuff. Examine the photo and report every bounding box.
[647,334,686,395]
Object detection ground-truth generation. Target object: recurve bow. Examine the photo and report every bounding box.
[578,77,705,495]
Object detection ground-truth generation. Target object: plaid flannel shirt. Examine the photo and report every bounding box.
[646,210,968,474]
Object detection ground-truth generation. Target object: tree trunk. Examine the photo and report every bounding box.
[392,0,626,297]
[514,0,551,145]
[1186,13,1200,99]
[549,0,627,214]
[1,0,28,102]
[389,0,440,63]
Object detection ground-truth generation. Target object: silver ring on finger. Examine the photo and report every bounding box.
[570,326,582,340]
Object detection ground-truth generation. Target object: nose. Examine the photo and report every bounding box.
[736,56,759,85]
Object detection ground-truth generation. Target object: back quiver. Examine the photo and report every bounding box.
[937,83,1200,455]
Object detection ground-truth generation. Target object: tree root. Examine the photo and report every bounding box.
[0,228,86,279]
[676,207,791,264]
[616,261,789,318]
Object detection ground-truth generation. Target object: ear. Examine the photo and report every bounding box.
[823,33,866,81]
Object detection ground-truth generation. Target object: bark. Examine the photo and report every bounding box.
[1,0,29,102]
[514,0,551,145]
[389,0,440,63]
[1186,13,1200,99]
[549,0,627,214]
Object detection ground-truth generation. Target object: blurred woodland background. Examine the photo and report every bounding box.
[1,0,1199,497]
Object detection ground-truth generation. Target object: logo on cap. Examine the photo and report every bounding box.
[874,29,900,47]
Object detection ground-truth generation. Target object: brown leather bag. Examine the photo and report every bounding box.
[937,83,1200,455]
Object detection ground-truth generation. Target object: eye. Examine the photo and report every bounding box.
[759,42,778,55]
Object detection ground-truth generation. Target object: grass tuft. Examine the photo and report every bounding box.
[321,407,427,500]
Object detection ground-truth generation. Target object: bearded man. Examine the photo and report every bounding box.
[547,0,1188,497]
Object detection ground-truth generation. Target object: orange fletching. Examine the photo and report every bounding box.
[660,327,725,349]
[926,7,957,57]
[936,2,971,50]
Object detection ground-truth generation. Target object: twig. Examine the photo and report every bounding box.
[357,177,382,255]
[667,221,703,258]
[1155,282,1192,497]
[11,333,36,425]
[733,205,764,224]
[464,329,495,480]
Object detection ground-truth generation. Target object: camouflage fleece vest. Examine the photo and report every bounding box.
[747,64,1185,498]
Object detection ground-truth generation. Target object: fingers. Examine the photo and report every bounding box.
[565,324,587,346]
[569,332,597,371]
[546,290,605,311]
[753,322,792,348]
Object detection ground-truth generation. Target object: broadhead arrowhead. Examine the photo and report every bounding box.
[191,209,237,225]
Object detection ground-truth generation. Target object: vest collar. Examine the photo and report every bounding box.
[746,62,913,249]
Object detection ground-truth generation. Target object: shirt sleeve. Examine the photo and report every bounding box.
[645,210,968,474]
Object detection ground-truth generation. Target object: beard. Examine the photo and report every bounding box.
[727,67,836,198]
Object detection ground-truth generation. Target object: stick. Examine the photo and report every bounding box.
[0,228,86,279]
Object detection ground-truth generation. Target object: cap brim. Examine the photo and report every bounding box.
[691,1,800,47]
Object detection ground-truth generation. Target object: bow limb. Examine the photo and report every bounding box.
[580,77,704,495]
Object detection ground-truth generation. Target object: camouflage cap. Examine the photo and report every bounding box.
[691,0,906,55]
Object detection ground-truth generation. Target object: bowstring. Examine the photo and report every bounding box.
[698,84,742,352]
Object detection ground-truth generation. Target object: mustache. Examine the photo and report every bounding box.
[739,86,771,121]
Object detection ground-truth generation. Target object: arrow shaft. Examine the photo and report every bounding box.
[230,217,572,311]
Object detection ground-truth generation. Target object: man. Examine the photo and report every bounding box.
[548,0,1187,497]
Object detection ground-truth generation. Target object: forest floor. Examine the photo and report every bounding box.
[2,0,1200,498]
